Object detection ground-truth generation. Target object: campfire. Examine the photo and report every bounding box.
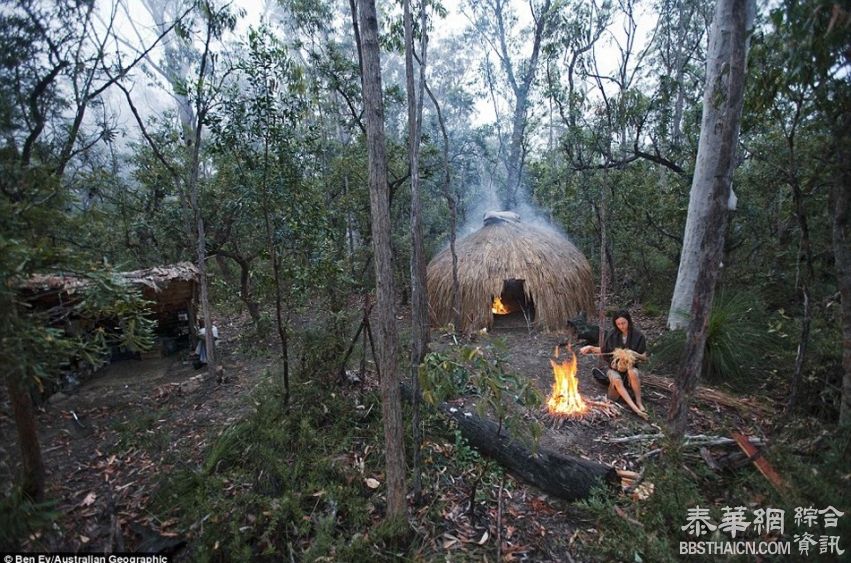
[491,296,510,315]
[545,344,620,426]
[547,345,588,416]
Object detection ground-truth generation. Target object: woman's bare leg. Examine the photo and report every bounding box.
[628,368,645,411]
[608,371,648,419]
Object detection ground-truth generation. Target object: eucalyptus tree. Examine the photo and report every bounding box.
[403,0,430,499]
[667,0,755,441]
[465,0,557,209]
[744,1,851,423]
[118,0,241,381]
[650,0,711,154]
[355,0,408,520]
[208,26,335,402]
[0,0,174,500]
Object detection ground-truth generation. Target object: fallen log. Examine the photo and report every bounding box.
[420,395,619,501]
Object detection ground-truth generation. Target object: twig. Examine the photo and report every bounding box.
[613,505,644,527]
[601,433,764,446]
[496,473,504,562]
[636,448,663,463]
[700,447,721,472]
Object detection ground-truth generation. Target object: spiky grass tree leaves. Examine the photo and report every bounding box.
[652,291,781,385]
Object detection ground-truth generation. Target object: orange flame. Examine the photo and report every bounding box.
[492,296,510,315]
[547,345,588,416]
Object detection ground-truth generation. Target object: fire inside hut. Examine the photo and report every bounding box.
[490,278,534,328]
[491,296,509,314]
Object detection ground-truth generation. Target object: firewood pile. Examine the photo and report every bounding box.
[617,469,654,500]
[543,396,622,429]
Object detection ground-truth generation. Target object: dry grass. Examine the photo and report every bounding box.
[427,218,593,333]
[641,373,773,415]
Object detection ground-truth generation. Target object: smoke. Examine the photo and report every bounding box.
[457,168,577,245]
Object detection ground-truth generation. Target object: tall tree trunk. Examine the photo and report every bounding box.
[189,147,217,381]
[834,111,851,426]
[424,83,461,330]
[788,286,810,412]
[667,0,754,441]
[666,1,753,331]
[184,13,217,382]
[597,172,609,361]
[787,114,814,413]
[357,0,408,519]
[7,374,45,500]
[493,0,552,210]
[404,0,429,501]
[670,5,694,149]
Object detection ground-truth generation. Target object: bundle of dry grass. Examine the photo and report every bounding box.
[427,214,593,333]
[611,348,648,372]
[640,373,773,415]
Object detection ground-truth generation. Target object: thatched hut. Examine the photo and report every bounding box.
[427,212,594,333]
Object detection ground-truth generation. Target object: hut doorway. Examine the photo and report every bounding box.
[491,278,535,329]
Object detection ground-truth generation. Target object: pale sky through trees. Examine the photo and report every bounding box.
[103,0,657,142]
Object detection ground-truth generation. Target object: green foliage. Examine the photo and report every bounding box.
[149,373,414,561]
[650,291,784,386]
[580,425,851,561]
[1,266,156,397]
[295,311,352,380]
[112,409,171,455]
[420,337,543,446]
[0,488,58,551]
[772,423,851,543]
[578,452,705,562]
[798,311,844,418]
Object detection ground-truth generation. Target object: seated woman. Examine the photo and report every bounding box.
[580,309,648,420]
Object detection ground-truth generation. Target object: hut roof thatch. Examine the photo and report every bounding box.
[22,262,199,312]
[427,215,593,333]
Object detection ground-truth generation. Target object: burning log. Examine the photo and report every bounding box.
[544,398,622,429]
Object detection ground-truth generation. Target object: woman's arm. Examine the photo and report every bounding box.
[633,332,646,354]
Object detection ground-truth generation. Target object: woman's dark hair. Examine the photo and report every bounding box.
[612,309,633,329]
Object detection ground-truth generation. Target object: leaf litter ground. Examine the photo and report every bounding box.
[0,306,773,560]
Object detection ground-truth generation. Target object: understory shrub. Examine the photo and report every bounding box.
[0,488,58,551]
[149,372,404,561]
[650,290,784,388]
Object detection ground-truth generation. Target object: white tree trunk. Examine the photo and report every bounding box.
[667,0,754,330]
[666,0,754,440]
